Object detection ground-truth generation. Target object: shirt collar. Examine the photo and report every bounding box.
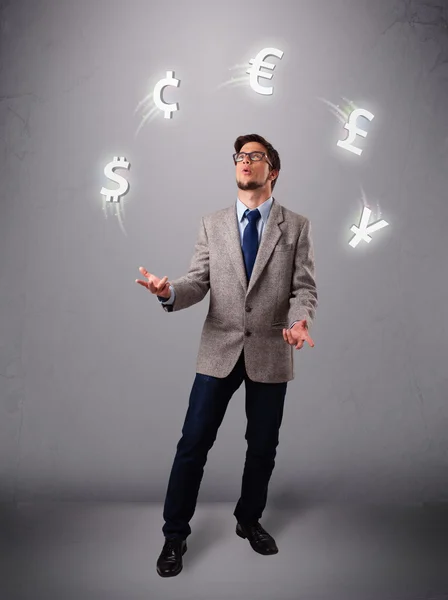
[236,196,273,225]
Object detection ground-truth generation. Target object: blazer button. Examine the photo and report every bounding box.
[245,330,251,336]
[245,306,252,312]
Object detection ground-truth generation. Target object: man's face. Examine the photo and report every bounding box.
[235,142,276,191]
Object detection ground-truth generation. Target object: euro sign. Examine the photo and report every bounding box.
[154,70,180,119]
[349,206,388,248]
[337,108,375,156]
[100,157,130,203]
[246,47,284,95]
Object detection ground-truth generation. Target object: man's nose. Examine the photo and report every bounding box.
[242,155,252,165]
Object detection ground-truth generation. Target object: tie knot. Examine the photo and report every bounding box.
[245,208,261,224]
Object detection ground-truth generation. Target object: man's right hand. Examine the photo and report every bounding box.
[135,266,171,298]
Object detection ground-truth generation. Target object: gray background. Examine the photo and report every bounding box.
[1,0,448,508]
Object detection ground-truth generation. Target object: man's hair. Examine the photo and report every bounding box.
[234,133,281,191]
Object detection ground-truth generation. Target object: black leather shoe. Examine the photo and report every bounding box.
[156,538,187,577]
[236,521,278,555]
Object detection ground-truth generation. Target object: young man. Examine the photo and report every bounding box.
[136,133,318,577]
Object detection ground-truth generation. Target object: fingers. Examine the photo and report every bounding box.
[146,276,168,294]
[136,267,169,294]
[137,266,153,289]
[283,328,315,350]
[139,266,150,278]
[154,275,169,294]
[302,331,315,348]
[283,328,293,345]
[135,278,157,292]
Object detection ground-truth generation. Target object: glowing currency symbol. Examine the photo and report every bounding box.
[246,47,284,95]
[100,157,130,202]
[153,70,180,119]
[349,206,388,248]
[337,108,375,156]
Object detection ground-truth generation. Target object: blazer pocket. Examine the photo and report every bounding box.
[206,314,224,324]
[274,243,294,252]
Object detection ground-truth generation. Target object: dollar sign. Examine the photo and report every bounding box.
[246,47,284,95]
[100,157,130,202]
[337,108,375,156]
[154,70,180,119]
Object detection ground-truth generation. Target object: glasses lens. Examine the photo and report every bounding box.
[234,152,265,162]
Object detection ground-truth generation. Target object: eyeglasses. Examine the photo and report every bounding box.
[233,151,272,167]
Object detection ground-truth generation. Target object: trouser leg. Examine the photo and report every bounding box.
[162,352,245,539]
[233,377,287,525]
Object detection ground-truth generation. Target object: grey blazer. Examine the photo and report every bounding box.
[160,198,318,383]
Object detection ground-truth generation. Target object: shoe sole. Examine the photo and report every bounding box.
[236,526,278,555]
[156,543,187,577]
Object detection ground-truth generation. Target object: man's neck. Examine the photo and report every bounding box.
[237,189,272,210]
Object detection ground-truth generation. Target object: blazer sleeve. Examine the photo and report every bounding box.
[287,218,318,329]
[160,216,210,312]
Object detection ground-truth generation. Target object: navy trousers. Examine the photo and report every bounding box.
[162,349,288,540]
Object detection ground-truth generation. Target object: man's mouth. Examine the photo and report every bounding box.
[242,169,251,174]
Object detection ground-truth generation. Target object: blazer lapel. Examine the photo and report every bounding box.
[223,198,285,296]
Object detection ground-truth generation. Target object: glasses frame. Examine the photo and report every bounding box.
[233,151,273,168]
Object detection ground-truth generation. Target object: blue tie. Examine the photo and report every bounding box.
[242,208,261,280]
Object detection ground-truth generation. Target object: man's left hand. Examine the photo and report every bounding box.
[283,320,315,350]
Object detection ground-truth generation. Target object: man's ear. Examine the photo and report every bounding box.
[270,169,279,181]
